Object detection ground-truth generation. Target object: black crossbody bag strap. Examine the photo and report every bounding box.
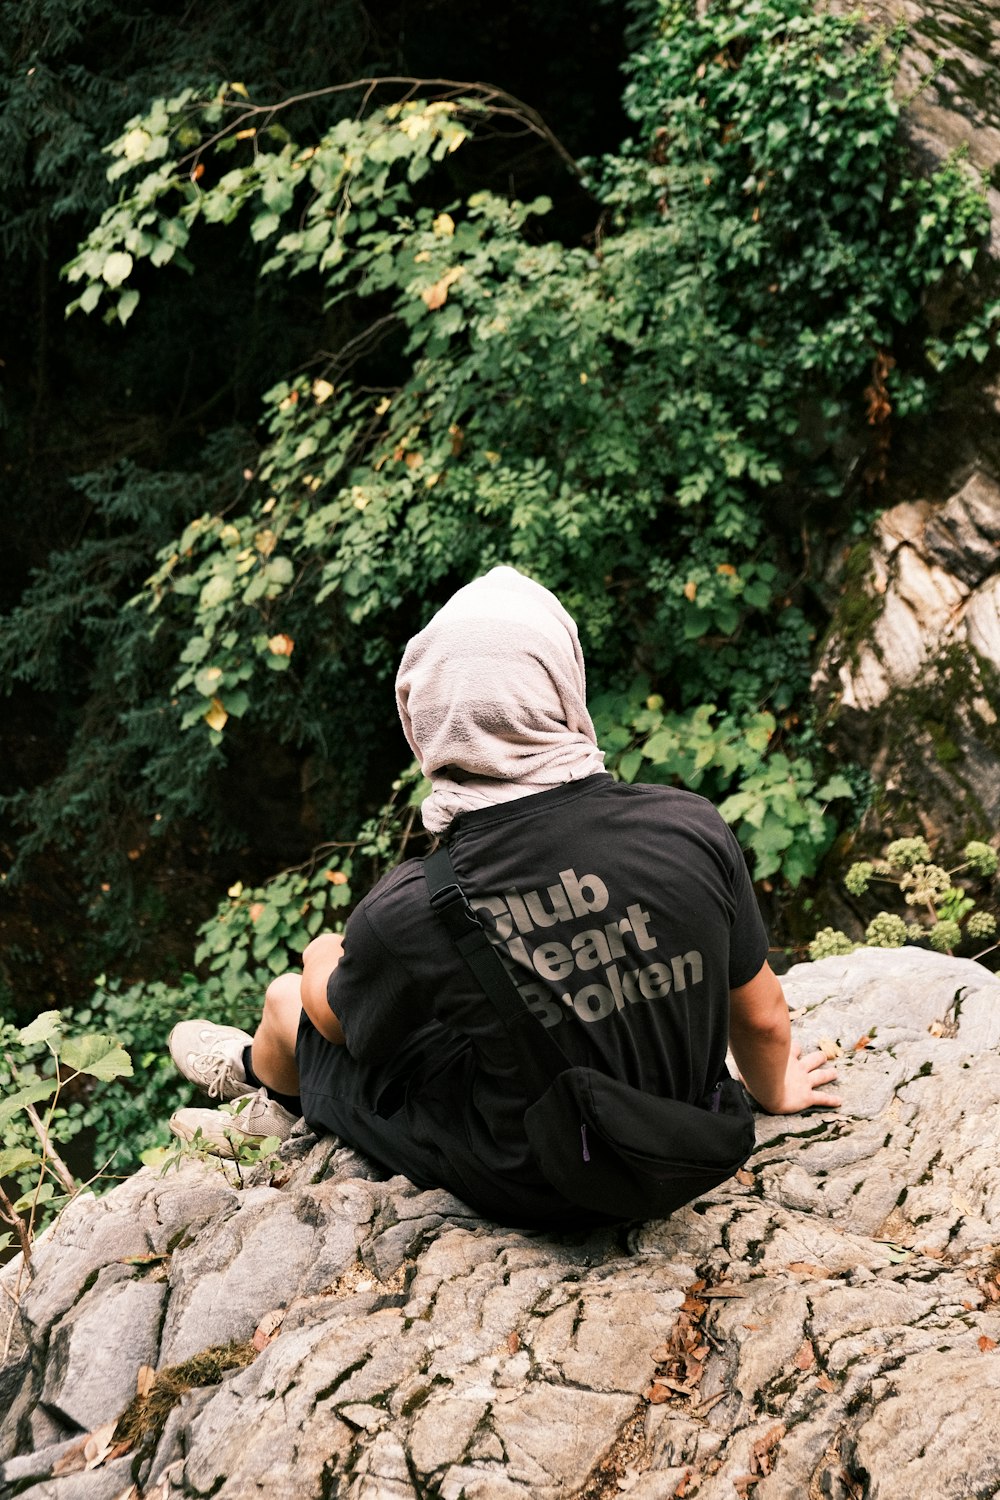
[424,845,571,1101]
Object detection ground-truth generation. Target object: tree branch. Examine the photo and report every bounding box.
[179,76,583,183]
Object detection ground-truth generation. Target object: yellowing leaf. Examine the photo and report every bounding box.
[324,869,348,885]
[375,396,391,415]
[205,698,229,732]
[267,633,295,657]
[399,111,433,140]
[234,127,256,141]
[433,212,456,237]
[683,580,698,602]
[230,81,249,98]
[312,378,334,403]
[717,563,737,576]
[420,266,463,310]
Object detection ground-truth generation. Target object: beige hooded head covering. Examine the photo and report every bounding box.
[395,566,606,833]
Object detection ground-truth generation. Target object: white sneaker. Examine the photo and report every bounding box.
[169,1089,298,1157]
[168,1020,254,1101]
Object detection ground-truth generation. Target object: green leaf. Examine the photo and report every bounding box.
[13,1182,54,1213]
[0,1080,58,1127]
[118,289,140,326]
[102,251,134,288]
[0,1147,41,1176]
[264,556,294,587]
[252,212,282,242]
[618,748,643,783]
[18,1011,62,1046]
[79,283,102,314]
[60,1035,134,1082]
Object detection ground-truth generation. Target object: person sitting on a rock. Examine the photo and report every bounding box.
[168,566,839,1225]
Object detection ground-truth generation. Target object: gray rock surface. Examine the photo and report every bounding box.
[810,0,1000,852]
[818,472,1000,717]
[813,467,1000,843]
[2,950,1000,1499]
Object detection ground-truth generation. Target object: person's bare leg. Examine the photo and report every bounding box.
[251,972,303,1096]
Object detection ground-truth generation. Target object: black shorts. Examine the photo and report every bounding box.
[294,1012,610,1230]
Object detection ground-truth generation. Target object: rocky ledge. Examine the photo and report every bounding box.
[2,948,1000,1500]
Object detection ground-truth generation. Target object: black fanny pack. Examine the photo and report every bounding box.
[424,847,755,1222]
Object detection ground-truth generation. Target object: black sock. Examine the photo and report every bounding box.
[242,1044,302,1117]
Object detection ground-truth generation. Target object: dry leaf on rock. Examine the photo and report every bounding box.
[84,1420,119,1470]
[787,1261,832,1279]
[253,1309,285,1351]
[978,1335,997,1352]
[794,1340,815,1370]
[749,1422,786,1477]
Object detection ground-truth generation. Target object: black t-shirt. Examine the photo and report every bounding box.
[324,774,767,1186]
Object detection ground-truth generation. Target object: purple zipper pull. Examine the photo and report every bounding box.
[580,1122,591,1163]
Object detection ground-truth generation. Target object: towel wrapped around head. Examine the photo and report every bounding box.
[395,566,606,833]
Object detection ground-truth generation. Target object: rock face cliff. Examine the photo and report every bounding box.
[813,469,1000,846]
[813,0,1000,855]
[2,949,1000,1500]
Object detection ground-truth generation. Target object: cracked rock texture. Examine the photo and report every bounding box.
[2,948,1000,1499]
[812,466,1000,851]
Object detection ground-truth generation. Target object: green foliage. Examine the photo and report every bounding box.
[591,685,853,883]
[194,858,353,1000]
[1,0,996,965]
[810,835,1000,961]
[149,1098,285,1188]
[807,926,859,961]
[74,770,427,1175]
[0,1010,132,1257]
[864,912,907,948]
